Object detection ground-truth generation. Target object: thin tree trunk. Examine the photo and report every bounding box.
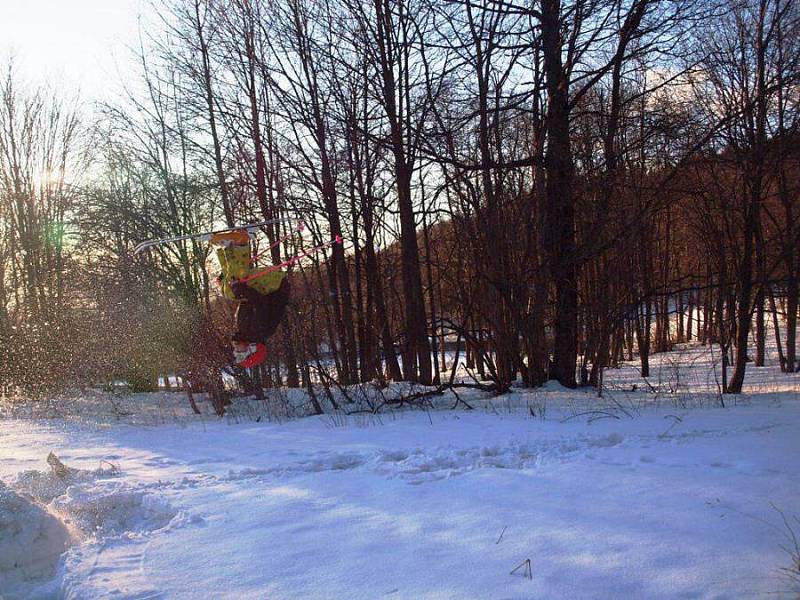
[768,286,786,371]
[194,0,233,226]
[373,0,432,384]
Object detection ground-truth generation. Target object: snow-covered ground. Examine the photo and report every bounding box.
[1,342,799,599]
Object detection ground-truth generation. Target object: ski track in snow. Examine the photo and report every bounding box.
[218,432,627,485]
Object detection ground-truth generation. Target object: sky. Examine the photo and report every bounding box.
[1,0,148,102]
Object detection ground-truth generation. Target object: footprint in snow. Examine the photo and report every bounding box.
[587,433,624,448]
[378,450,410,463]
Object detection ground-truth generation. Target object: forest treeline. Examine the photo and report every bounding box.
[0,0,798,403]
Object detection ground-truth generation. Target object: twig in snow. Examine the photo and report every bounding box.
[47,452,72,478]
[640,376,658,394]
[510,558,532,580]
[561,410,621,423]
[495,526,507,545]
[600,387,635,419]
[463,366,501,393]
[772,504,800,588]
[449,385,474,410]
[99,460,120,474]
[659,414,684,438]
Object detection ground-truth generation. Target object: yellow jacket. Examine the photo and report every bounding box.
[216,244,285,300]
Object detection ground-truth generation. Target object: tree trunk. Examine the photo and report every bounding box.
[194,0,233,226]
[728,0,767,393]
[768,287,786,371]
[541,0,577,387]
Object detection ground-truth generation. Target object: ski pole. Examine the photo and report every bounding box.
[251,221,305,263]
[240,235,344,283]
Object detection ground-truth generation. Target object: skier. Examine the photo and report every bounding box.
[210,230,290,369]
[134,219,341,371]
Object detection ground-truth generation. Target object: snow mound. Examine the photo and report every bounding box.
[50,481,176,536]
[14,461,118,504]
[0,481,72,591]
[14,458,177,538]
[1,454,184,598]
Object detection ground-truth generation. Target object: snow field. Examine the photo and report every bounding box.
[1,393,799,599]
[0,339,798,599]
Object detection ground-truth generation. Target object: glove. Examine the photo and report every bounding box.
[230,278,256,301]
[230,278,245,296]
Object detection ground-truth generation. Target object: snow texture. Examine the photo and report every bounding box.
[0,482,72,595]
[0,456,185,599]
[0,341,798,599]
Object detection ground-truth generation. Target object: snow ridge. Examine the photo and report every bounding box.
[221,433,626,485]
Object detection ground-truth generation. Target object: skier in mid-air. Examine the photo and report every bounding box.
[210,229,290,369]
[134,218,341,372]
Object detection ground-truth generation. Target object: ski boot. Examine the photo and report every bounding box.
[208,229,254,247]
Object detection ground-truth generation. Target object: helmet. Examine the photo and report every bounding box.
[233,342,267,368]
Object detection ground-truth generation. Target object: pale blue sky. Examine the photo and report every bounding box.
[2,0,148,101]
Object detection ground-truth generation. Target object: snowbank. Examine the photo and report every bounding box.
[12,458,178,537]
[0,482,71,596]
[1,455,180,599]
